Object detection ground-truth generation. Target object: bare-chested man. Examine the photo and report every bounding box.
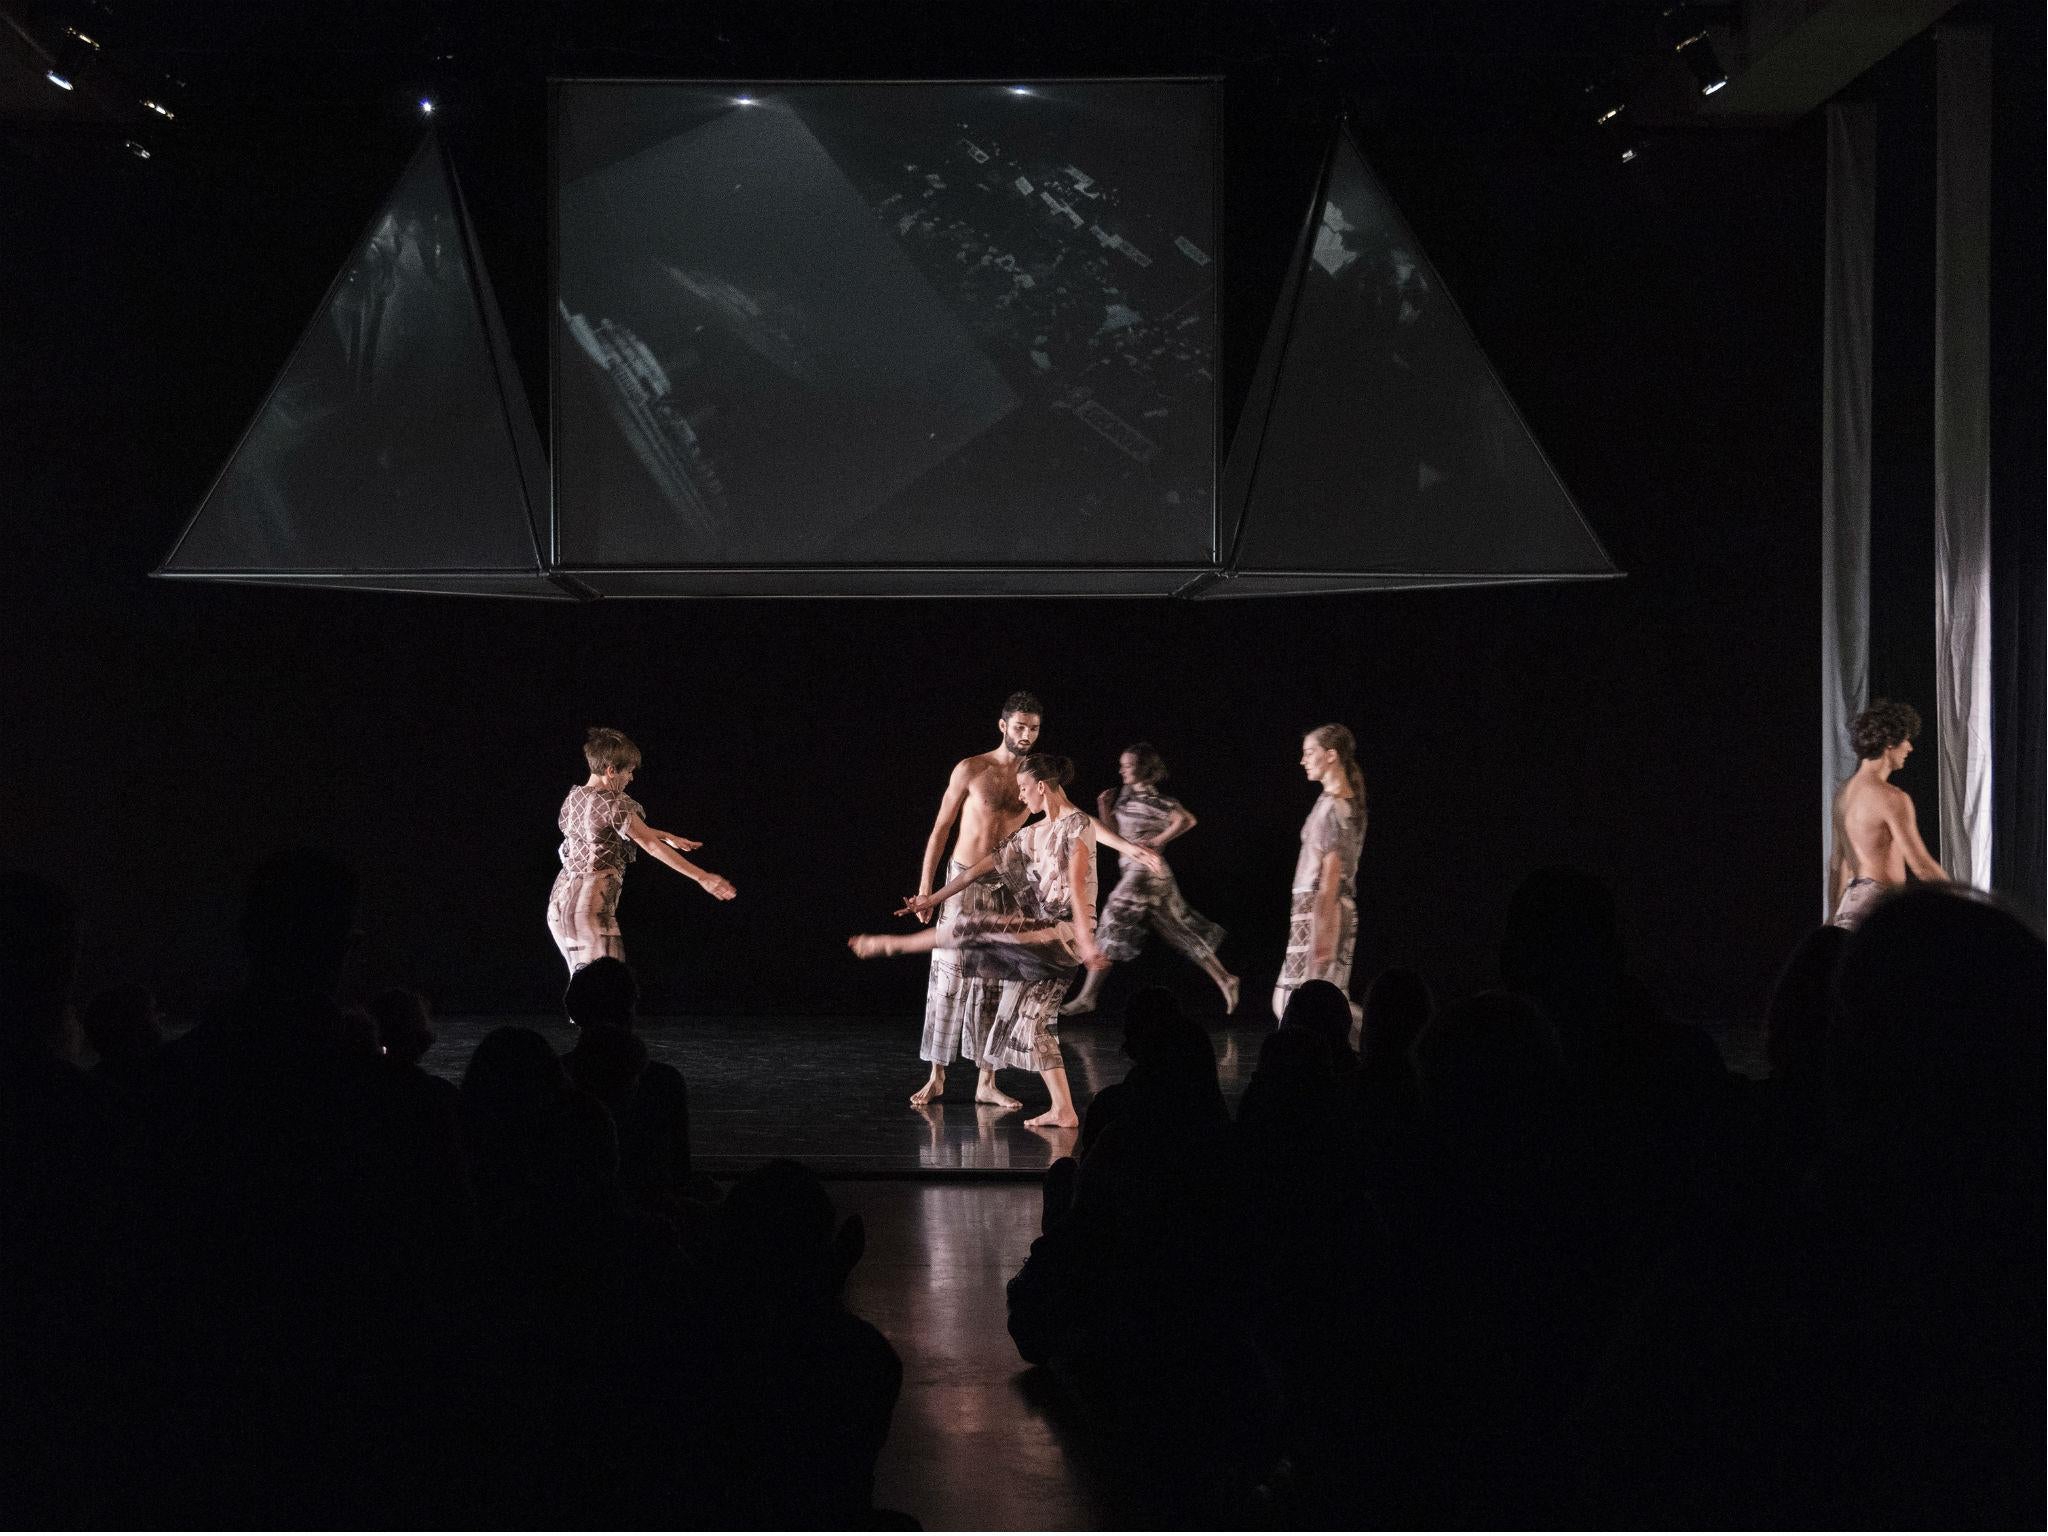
[908,691,1165,1109]
[910,691,1044,1108]
[1829,699,1949,929]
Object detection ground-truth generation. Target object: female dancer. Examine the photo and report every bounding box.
[547,727,736,974]
[1061,743,1239,1017]
[849,754,1108,1128]
[1273,724,1367,1026]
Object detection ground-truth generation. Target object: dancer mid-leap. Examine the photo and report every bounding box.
[1272,724,1367,1027]
[854,754,1127,1129]
[546,727,735,974]
[1062,742,1239,1017]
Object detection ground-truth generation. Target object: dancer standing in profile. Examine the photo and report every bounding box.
[852,754,1116,1129]
[546,727,736,974]
[1273,724,1368,1027]
[1061,743,1239,1017]
[1828,699,1949,929]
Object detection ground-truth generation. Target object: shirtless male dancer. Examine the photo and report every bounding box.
[1829,699,1949,929]
[909,692,1164,1108]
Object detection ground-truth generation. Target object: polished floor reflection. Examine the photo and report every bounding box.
[422,1013,1271,1176]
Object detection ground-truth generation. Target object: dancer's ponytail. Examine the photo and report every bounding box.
[1309,723,1366,811]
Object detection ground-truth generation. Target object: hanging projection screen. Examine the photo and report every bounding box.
[551,80,1219,571]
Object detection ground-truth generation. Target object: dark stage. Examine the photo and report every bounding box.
[418,1009,1768,1176]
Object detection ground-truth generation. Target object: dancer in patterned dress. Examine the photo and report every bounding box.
[546,727,735,974]
[1061,743,1240,1017]
[1273,724,1368,1027]
[851,754,1116,1128]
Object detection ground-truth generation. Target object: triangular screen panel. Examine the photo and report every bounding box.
[1228,128,1614,583]
[159,134,555,589]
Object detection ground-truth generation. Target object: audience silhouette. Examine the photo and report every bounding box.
[3,852,2037,1529]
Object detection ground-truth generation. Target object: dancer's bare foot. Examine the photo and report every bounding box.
[1059,994,1097,1017]
[1024,1108,1080,1128]
[909,1069,946,1107]
[848,934,900,959]
[975,1078,1024,1111]
[1220,973,1241,1014]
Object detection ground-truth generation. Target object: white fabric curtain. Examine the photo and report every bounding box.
[1934,28,1994,888]
[1822,102,1876,914]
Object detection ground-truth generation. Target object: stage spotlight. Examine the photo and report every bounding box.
[419,97,435,114]
[1008,85,1033,96]
[1674,30,1728,95]
[124,139,150,160]
[142,97,175,119]
[1620,139,1644,164]
[733,94,757,106]
[45,69,73,90]
[62,25,100,48]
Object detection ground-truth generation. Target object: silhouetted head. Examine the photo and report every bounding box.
[564,956,638,1032]
[1121,986,1185,1062]
[239,849,359,998]
[718,1158,865,1304]
[1280,979,1356,1062]
[82,981,164,1065]
[368,987,435,1066]
[1829,887,2044,1179]
[1360,967,1432,1075]
[565,1022,648,1110]
[0,870,81,1056]
[460,1025,570,1163]
[1412,991,1564,1147]
[1500,866,1623,1049]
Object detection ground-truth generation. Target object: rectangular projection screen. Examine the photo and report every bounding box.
[551,80,1219,578]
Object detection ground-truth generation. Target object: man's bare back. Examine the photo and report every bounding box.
[1829,714,1946,924]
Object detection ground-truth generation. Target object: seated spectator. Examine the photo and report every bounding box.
[1384,990,1591,1526]
[708,1161,904,1529]
[120,850,473,1528]
[1356,966,1428,1124]
[561,958,694,1211]
[1277,976,1358,1074]
[1571,888,2044,1530]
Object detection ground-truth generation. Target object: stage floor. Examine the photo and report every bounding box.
[421,1010,1765,1177]
[421,1012,1273,1177]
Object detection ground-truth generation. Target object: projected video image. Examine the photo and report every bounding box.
[553,81,1218,567]
[1235,135,1601,575]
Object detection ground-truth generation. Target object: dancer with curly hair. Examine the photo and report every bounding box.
[1829,700,1948,929]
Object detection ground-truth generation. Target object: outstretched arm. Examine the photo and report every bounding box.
[645,825,703,853]
[1887,790,1951,884]
[627,816,736,901]
[900,852,996,919]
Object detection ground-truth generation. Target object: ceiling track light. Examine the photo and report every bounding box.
[142,97,174,119]
[1674,29,1729,96]
[124,139,150,160]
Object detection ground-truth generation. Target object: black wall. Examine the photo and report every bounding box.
[1,72,1827,1025]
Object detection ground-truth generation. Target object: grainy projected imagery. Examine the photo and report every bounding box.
[553,82,1219,567]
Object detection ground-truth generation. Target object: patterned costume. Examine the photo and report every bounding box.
[1273,791,1366,1022]
[1094,784,1227,969]
[944,809,1099,1073]
[547,784,642,972]
[1829,875,1886,930]
[919,860,1022,1067]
